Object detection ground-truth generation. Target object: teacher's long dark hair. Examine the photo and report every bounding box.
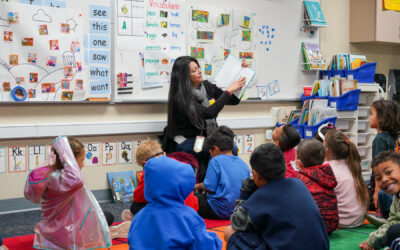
[167,56,205,138]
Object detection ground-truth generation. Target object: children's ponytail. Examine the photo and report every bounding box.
[325,130,369,211]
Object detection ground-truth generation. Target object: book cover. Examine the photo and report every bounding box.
[302,42,326,70]
[214,55,256,99]
[107,171,137,203]
[303,1,327,26]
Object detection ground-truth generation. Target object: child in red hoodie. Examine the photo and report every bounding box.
[296,139,339,234]
[272,124,301,178]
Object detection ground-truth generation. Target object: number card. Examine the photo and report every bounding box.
[102,142,117,165]
[8,146,27,173]
[28,145,46,171]
[244,134,255,154]
[85,143,101,167]
[234,134,243,155]
[118,140,133,164]
[0,147,6,174]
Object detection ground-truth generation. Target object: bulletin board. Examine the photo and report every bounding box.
[0,0,111,102]
[113,0,321,102]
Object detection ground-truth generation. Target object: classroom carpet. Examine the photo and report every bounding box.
[3,219,377,250]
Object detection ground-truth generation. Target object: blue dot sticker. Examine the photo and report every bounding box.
[11,86,27,101]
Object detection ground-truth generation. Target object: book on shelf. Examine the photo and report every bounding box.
[214,55,256,99]
[329,79,357,97]
[327,54,367,70]
[302,42,326,70]
[287,109,302,124]
[303,1,327,26]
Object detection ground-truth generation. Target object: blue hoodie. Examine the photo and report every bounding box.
[128,156,222,250]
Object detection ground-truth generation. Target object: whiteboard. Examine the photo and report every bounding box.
[113,0,321,102]
[0,0,111,102]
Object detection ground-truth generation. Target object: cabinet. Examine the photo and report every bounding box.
[335,83,380,181]
[350,0,400,44]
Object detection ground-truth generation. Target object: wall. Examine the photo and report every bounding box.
[1,0,400,211]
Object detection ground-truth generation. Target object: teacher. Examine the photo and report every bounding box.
[167,56,247,181]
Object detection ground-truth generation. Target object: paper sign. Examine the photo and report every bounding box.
[89,5,110,19]
[102,142,117,165]
[28,145,46,171]
[118,140,133,164]
[84,143,100,167]
[8,146,27,173]
[234,134,243,155]
[244,134,255,154]
[0,147,6,174]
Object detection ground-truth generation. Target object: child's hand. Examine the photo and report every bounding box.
[359,241,374,250]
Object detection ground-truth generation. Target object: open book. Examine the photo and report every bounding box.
[214,55,256,99]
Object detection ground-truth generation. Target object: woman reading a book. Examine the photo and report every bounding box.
[166,56,247,182]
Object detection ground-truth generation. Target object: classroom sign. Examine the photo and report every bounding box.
[0,3,86,102]
[0,147,6,174]
[28,145,46,171]
[84,142,100,167]
[8,146,27,173]
[102,141,117,165]
[118,140,133,164]
[188,5,256,80]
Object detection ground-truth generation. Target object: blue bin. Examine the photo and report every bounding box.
[319,70,331,80]
[328,89,361,111]
[345,63,376,83]
[276,118,304,138]
[331,70,346,78]
[303,117,337,139]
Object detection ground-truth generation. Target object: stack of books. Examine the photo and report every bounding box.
[327,53,367,70]
[298,99,336,126]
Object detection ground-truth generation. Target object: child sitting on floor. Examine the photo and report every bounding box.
[360,151,400,250]
[272,124,301,178]
[325,130,369,228]
[24,136,111,250]
[224,143,329,249]
[128,156,222,249]
[296,139,339,234]
[194,126,250,219]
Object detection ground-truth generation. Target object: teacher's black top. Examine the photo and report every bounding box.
[171,80,240,138]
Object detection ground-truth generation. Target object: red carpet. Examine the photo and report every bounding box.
[3,219,229,250]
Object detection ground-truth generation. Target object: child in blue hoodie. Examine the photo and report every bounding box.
[128,156,221,250]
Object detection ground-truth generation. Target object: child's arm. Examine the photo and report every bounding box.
[364,196,400,249]
[239,178,258,201]
[51,136,83,193]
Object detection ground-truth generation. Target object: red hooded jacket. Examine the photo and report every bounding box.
[297,163,339,234]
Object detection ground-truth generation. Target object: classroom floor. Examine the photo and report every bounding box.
[1,202,378,250]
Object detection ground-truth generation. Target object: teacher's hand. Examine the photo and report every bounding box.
[227,76,246,93]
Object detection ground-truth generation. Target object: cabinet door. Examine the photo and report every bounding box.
[376,0,400,43]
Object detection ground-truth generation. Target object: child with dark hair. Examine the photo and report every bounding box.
[325,129,369,228]
[128,156,222,249]
[296,139,339,234]
[360,151,400,250]
[194,126,250,219]
[369,100,400,215]
[225,143,329,249]
[272,124,301,178]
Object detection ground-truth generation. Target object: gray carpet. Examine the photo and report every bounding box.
[0,202,130,238]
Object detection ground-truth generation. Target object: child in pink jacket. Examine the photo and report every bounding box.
[24,136,111,250]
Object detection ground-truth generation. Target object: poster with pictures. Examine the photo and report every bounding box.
[0,147,6,174]
[84,143,100,167]
[8,146,27,173]
[28,145,46,170]
[244,134,255,154]
[234,134,243,155]
[188,5,256,81]
[102,142,117,165]
[0,2,86,102]
[118,140,133,164]
[142,0,186,86]
[134,139,143,163]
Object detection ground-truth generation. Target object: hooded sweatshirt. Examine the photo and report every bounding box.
[24,137,111,250]
[128,156,221,250]
[297,163,339,234]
